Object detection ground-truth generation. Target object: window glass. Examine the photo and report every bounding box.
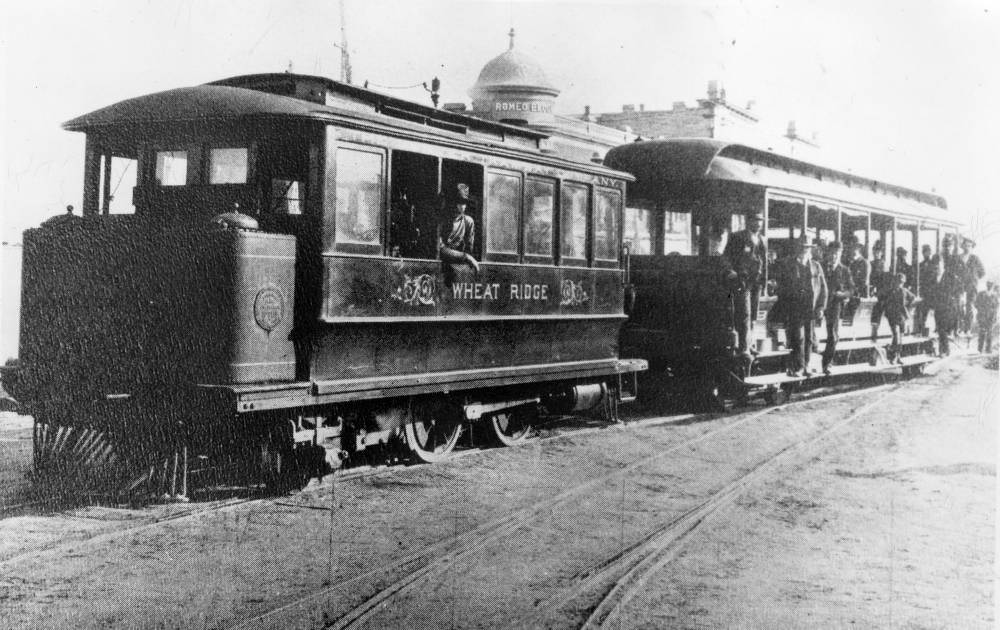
[594,188,620,261]
[487,172,520,254]
[155,150,187,186]
[335,148,383,245]
[664,210,692,255]
[102,156,137,214]
[272,179,304,215]
[524,178,555,256]
[623,207,653,255]
[560,183,588,260]
[209,148,248,184]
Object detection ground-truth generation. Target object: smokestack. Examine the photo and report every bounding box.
[707,80,719,101]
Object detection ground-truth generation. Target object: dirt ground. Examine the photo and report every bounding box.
[0,355,994,629]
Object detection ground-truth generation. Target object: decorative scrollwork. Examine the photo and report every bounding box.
[393,274,437,306]
[559,279,589,306]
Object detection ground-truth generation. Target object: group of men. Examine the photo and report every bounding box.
[724,211,998,377]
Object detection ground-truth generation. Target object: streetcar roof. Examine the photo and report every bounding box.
[606,138,955,224]
[63,74,632,180]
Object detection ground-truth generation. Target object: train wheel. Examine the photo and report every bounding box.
[489,406,537,447]
[404,400,463,463]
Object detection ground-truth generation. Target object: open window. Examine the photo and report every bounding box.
[806,200,838,247]
[623,203,654,255]
[895,220,918,286]
[663,208,692,255]
[765,194,805,264]
[870,212,894,275]
[389,151,438,259]
[840,206,870,259]
[99,151,138,214]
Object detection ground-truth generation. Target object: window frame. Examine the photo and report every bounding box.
[330,141,387,256]
[522,175,557,264]
[206,146,250,185]
[484,168,523,264]
[558,180,591,267]
[153,147,194,187]
[592,185,623,266]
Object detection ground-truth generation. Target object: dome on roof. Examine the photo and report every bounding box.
[469,30,560,127]
[470,48,558,95]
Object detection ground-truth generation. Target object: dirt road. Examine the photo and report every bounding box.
[0,356,994,629]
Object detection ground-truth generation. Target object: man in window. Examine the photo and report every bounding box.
[723,211,767,357]
[438,183,480,274]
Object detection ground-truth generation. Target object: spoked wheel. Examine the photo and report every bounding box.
[489,405,538,447]
[404,399,464,463]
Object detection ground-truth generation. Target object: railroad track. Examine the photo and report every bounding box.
[227,382,898,630]
[570,386,901,629]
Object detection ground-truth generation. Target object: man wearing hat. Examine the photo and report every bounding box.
[775,235,827,377]
[820,240,855,375]
[959,237,985,334]
[723,211,767,356]
[437,183,480,274]
[934,234,963,355]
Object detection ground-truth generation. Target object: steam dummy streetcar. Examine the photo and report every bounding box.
[606,139,961,407]
[9,73,645,493]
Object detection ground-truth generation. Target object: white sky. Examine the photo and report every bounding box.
[2,0,999,267]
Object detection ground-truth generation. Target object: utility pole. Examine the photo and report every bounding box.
[335,0,352,84]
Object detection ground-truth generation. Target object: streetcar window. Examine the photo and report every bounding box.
[870,212,894,272]
[560,182,588,262]
[524,178,555,258]
[623,206,653,255]
[486,171,520,255]
[335,148,383,245]
[806,200,838,246]
[663,210,691,255]
[765,195,805,262]
[389,151,439,260]
[99,154,137,214]
[840,207,870,257]
[271,179,303,215]
[594,188,620,261]
[209,148,248,184]
[155,150,188,186]
[918,225,939,259]
[895,221,918,281]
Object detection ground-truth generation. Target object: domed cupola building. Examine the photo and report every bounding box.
[469,29,560,130]
[458,30,634,164]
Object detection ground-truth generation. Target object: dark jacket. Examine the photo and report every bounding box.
[883,285,917,326]
[776,257,828,321]
[849,256,871,297]
[962,253,985,293]
[723,230,767,289]
[823,261,855,315]
[917,257,938,299]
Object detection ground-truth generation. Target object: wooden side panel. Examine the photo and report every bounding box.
[310,318,622,382]
[321,256,623,321]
